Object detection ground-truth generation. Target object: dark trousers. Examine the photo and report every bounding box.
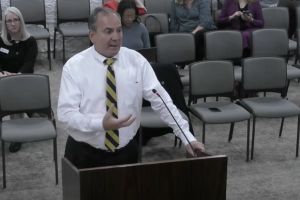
[64,136,138,169]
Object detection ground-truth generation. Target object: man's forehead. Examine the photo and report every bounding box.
[97,12,121,25]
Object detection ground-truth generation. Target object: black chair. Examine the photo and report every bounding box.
[139,63,194,162]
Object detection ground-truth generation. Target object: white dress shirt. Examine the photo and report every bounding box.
[57,46,196,150]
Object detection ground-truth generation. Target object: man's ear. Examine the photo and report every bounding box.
[89,31,95,44]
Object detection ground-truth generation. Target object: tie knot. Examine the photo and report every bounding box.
[104,58,115,66]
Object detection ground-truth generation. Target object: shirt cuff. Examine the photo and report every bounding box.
[89,117,105,131]
[180,131,197,146]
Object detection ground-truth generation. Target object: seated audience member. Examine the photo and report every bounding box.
[103,0,147,15]
[118,0,150,49]
[170,0,216,61]
[217,0,264,55]
[0,7,38,153]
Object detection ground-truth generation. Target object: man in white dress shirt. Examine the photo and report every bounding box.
[57,7,205,169]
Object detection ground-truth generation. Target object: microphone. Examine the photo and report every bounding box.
[152,89,197,157]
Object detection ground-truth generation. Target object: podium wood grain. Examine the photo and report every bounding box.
[62,155,227,200]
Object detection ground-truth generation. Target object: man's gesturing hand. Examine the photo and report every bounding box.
[103,105,136,130]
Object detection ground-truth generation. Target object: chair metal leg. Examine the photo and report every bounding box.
[202,123,206,144]
[279,118,285,138]
[47,38,52,70]
[174,135,178,147]
[251,118,256,160]
[246,119,250,162]
[53,30,57,59]
[228,122,235,142]
[283,80,290,98]
[138,127,143,163]
[296,115,300,157]
[63,36,66,64]
[53,138,58,185]
[2,141,6,188]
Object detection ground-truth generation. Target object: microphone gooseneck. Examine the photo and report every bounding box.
[152,89,197,157]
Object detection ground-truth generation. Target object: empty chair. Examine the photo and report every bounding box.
[277,0,300,38]
[53,0,90,63]
[155,33,195,86]
[0,74,58,188]
[10,0,51,70]
[262,7,297,54]
[188,61,251,160]
[240,57,300,160]
[205,30,243,81]
[155,33,195,65]
[144,0,172,16]
[140,13,169,46]
[251,28,300,85]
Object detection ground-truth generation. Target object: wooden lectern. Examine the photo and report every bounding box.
[62,154,227,200]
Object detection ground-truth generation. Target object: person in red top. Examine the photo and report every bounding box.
[103,0,147,15]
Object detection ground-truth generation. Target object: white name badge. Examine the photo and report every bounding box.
[0,47,9,54]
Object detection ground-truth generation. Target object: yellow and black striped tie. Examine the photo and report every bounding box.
[104,58,119,152]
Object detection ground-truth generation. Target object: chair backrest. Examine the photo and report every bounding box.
[0,74,51,115]
[262,7,289,31]
[277,0,300,8]
[10,0,46,26]
[189,60,235,100]
[155,33,195,64]
[137,47,157,63]
[57,0,90,23]
[141,13,169,34]
[205,30,243,61]
[251,28,289,57]
[242,57,287,93]
[144,0,172,16]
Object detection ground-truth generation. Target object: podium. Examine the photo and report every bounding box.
[62,154,227,200]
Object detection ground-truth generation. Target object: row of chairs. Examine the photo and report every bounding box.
[7,0,90,65]
[144,28,300,86]
[188,57,300,162]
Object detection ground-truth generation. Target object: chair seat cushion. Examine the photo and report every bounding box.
[287,64,300,80]
[240,97,300,118]
[58,23,89,36]
[141,106,188,128]
[189,102,251,124]
[2,118,56,142]
[26,25,50,39]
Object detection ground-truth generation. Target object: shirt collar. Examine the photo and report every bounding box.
[91,46,120,65]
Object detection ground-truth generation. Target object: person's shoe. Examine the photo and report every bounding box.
[9,142,22,153]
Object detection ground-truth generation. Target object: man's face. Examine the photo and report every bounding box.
[89,13,123,58]
[5,12,21,35]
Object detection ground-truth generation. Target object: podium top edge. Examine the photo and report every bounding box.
[63,154,228,172]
